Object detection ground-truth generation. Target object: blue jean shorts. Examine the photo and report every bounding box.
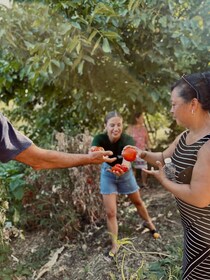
[100,162,139,195]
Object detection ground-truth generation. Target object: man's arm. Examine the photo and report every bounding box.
[14,144,116,170]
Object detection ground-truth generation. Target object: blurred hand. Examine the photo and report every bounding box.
[143,161,167,183]
[89,150,116,164]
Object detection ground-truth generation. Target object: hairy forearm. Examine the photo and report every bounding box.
[140,151,164,166]
[15,149,91,169]
[14,144,114,170]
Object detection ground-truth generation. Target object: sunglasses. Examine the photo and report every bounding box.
[181,74,200,101]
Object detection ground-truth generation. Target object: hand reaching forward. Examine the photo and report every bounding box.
[15,144,117,170]
[143,161,167,184]
[89,150,116,164]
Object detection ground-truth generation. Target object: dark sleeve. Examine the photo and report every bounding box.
[0,113,33,163]
[91,134,104,147]
[123,134,135,146]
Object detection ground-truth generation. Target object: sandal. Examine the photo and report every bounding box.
[103,250,116,262]
[143,221,160,239]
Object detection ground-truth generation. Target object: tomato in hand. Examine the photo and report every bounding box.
[111,164,123,172]
[122,147,137,162]
[120,164,129,172]
[90,146,105,152]
[111,164,129,173]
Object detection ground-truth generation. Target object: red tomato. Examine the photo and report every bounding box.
[120,164,129,172]
[90,146,104,152]
[122,147,137,162]
[111,164,128,173]
[111,165,123,172]
[115,164,122,168]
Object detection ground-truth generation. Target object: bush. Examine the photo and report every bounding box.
[19,130,104,240]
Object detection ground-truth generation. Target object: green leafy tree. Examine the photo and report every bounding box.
[0,0,209,143]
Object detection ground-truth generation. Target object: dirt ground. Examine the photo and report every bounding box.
[11,178,183,280]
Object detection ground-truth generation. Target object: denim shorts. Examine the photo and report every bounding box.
[100,162,139,195]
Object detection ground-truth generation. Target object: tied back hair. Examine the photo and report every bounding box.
[171,71,210,111]
[130,112,143,125]
[104,111,122,124]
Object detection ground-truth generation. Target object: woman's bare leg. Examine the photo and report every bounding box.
[102,193,118,254]
[128,191,156,231]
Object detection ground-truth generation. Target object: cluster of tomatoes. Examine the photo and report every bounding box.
[111,163,128,173]
[90,146,138,174]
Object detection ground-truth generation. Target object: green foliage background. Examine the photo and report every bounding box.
[0,1,209,277]
[0,0,209,144]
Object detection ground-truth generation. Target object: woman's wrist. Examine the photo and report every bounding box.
[140,151,147,159]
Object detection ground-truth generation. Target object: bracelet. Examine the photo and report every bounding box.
[140,151,147,159]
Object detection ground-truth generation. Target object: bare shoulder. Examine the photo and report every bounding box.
[126,125,133,134]
[171,131,186,147]
[199,139,210,159]
[195,139,210,174]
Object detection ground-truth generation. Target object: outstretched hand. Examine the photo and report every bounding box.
[122,145,140,154]
[89,150,116,164]
[107,163,129,176]
[143,161,167,183]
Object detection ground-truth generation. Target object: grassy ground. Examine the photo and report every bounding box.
[9,177,184,280]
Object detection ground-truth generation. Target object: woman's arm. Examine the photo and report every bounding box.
[14,144,116,170]
[144,140,210,208]
[139,133,181,166]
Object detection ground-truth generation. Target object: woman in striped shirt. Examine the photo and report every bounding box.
[129,72,210,279]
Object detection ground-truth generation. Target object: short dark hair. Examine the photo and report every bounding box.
[171,72,210,111]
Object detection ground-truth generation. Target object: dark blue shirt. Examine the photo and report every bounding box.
[0,113,32,163]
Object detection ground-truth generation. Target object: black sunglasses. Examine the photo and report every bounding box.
[182,74,199,101]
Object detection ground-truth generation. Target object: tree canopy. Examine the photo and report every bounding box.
[0,0,209,142]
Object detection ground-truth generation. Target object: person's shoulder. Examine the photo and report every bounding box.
[122,132,131,138]
[93,133,107,140]
[126,124,132,133]
[122,133,134,142]
[174,130,188,145]
[198,137,210,160]
[126,124,133,130]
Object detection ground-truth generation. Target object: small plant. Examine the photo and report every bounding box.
[106,236,182,280]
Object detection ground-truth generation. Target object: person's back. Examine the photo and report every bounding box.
[126,112,150,187]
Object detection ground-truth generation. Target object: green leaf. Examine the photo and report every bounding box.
[102,38,111,53]
[83,55,95,64]
[70,21,81,30]
[78,60,84,75]
[101,31,120,39]
[13,208,20,224]
[59,23,72,35]
[91,36,102,55]
[66,36,80,53]
[118,41,130,54]
[93,3,116,17]
[9,175,24,192]
[88,30,98,42]
[51,59,60,68]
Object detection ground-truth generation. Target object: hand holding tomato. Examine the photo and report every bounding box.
[122,146,137,162]
[109,164,129,175]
